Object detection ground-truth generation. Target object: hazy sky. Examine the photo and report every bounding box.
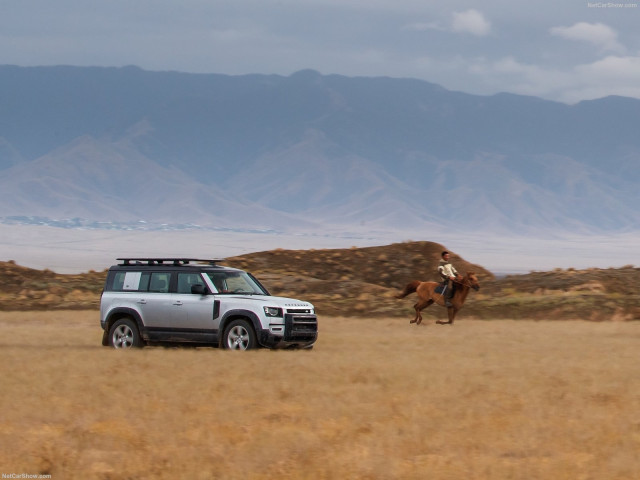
[3,0,640,103]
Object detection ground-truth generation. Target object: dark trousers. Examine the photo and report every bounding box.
[442,280,456,299]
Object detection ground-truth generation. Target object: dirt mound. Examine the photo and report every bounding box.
[227,241,492,287]
[224,241,492,317]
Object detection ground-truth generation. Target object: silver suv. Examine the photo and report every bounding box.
[100,258,317,350]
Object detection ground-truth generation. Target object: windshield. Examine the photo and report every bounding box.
[205,271,267,295]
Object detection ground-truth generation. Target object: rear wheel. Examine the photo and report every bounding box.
[222,319,257,350]
[109,318,143,349]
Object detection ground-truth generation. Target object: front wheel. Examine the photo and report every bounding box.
[222,319,257,350]
[109,318,143,349]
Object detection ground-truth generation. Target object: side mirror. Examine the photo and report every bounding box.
[191,284,207,295]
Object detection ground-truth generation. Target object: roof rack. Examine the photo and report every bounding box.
[117,258,225,266]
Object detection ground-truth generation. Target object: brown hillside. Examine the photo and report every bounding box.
[227,241,492,288]
[0,242,638,321]
[224,241,492,317]
[475,266,640,322]
[0,260,105,310]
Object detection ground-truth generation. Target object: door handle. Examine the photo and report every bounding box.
[137,299,147,304]
[173,301,183,306]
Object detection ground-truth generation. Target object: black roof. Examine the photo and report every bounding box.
[116,258,226,267]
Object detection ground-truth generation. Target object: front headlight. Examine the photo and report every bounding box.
[263,306,283,317]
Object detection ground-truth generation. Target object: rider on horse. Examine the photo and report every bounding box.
[438,251,459,307]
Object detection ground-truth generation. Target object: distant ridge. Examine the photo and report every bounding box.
[0,65,639,233]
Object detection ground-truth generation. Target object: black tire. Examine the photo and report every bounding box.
[222,319,257,350]
[108,317,143,349]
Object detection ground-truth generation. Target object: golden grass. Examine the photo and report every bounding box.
[1,311,639,479]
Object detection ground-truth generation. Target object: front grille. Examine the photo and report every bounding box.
[286,308,312,314]
[284,313,318,342]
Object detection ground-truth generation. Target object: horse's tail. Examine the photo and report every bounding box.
[395,280,421,299]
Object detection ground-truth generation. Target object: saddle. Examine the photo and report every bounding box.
[435,282,447,295]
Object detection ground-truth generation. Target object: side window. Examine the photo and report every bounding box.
[110,272,126,291]
[177,273,205,294]
[123,272,142,290]
[108,271,152,292]
[139,272,151,291]
[149,272,171,293]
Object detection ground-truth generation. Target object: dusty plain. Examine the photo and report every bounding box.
[1,311,639,480]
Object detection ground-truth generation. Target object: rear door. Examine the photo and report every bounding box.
[138,271,175,329]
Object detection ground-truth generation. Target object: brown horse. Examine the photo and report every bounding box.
[395,272,480,325]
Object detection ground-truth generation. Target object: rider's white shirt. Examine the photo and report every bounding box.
[438,261,458,280]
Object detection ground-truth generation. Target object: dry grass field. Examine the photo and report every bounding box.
[1,311,639,480]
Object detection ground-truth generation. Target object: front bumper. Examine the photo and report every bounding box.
[259,313,318,348]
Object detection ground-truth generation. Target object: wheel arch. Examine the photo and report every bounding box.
[219,309,262,345]
[103,307,145,344]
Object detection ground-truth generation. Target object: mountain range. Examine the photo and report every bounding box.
[0,65,638,235]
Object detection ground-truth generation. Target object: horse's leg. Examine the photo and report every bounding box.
[436,306,456,324]
[413,299,433,325]
[438,307,456,324]
[410,300,427,324]
[410,302,419,324]
[410,301,425,323]
[419,299,434,325]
